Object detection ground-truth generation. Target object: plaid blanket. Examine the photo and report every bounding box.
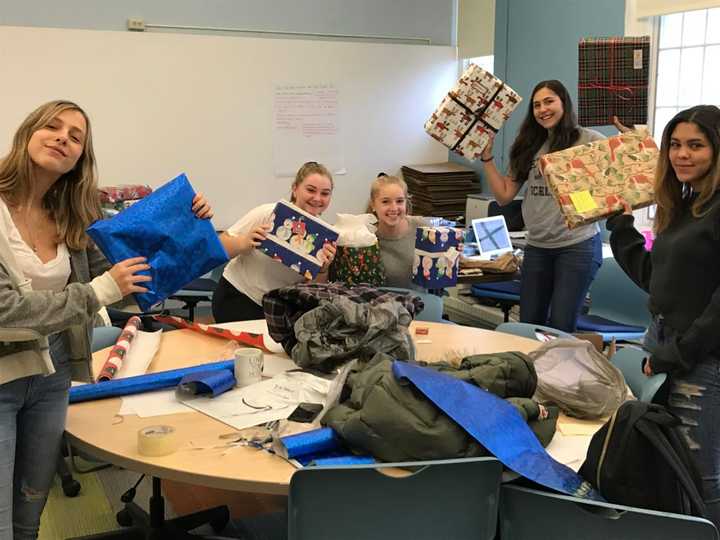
[262,283,424,354]
[578,36,650,127]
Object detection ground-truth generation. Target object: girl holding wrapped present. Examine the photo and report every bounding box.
[0,100,153,539]
[608,105,720,528]
[480,80,604,332]
[213,161,337,323]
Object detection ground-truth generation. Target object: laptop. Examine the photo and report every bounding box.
[470,215,514,260]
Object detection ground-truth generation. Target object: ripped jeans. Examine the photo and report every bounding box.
[645,316,720,527]
[0,334,71,540]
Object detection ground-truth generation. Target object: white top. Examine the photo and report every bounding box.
[223,203,303,305]
[0,199,71,292]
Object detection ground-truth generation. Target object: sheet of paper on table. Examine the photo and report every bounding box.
[179,371,333,431]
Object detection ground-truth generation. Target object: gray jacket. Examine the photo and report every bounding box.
[0,238,112,384]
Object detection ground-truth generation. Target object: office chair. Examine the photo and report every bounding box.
[576,258,650,342]
[500,484,718,540]
[379,287,448,323]
[495,321,575,341]
[288,457,503,540]
[168,264,225,321]
[57,325,123,497]
[470,280,521,323]
[611,346,667,403]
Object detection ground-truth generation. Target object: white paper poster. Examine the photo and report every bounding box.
[273,84,346,177]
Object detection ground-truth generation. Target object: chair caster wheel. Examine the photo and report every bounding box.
[62,479,81,497]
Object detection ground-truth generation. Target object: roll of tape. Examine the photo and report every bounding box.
[137,425,179,457]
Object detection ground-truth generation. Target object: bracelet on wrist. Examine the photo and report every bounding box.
[480,155,494,163]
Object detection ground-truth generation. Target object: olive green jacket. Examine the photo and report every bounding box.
[323,351,558,462]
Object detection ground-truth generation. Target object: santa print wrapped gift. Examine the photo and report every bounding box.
[258,200,340,280]
[424,64,522,161]
[538,129,658,230]
[412,227,464,288]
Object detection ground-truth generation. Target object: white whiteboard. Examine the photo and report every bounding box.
[0,26,456,228]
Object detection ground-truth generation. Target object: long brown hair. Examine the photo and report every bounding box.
[290,161,334,202]
[0,100,101,250]
[654,105,720,234]
[508,80,580,183]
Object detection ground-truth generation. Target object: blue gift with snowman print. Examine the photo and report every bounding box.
[412,226,464,288]
[258,200,340,279]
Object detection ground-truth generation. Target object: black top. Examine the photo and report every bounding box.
[607,191,720,374]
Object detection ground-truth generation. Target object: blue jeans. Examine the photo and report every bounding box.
[520,234,602,333]
[645,317,720,528]
[0,334,71,540]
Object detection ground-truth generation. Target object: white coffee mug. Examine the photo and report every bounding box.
[234,348,264,387]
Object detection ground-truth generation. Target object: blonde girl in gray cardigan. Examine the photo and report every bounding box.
[0,100,215,540]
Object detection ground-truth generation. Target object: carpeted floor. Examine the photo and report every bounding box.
[39,463,162,539]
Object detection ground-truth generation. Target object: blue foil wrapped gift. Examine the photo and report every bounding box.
[412,226,463,289]
[87,173,229,311]
[258,200,340,280]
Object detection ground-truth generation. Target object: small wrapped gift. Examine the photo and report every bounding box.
[578,36,651,127]
[538,129,658,230]
[258,200,340,280]
[412,227,464,288]
[425,64,522,161]
[99,184,153,216]
[328,213,385,286]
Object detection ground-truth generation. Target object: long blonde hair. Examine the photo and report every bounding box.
[366,173,412,214]
[0,100,101,250]
[654,105,720,234]
[290,161,334,202]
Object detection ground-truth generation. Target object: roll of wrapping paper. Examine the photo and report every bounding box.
[153,315,270,352]
[97,316,142,382]
[69,359,234,403]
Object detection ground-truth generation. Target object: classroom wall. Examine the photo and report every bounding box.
[0,0,457,46]
[453,0,627,188]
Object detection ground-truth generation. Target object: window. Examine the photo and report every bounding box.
[462,55,494,74]
[653,7,720,140]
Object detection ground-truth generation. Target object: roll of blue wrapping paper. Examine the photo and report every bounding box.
[278,427,340,459]
[309,455,376,467]
[177,369,236,397]
[69,360,234,403]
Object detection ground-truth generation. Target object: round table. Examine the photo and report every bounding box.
[65,320,570,495]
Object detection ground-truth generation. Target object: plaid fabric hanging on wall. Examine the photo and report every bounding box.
[578,36,651,127]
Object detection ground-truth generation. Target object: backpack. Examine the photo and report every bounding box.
[529,338,629,419]
[579,400,706,517]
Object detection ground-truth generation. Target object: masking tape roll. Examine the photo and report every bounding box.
[137,425,179,457]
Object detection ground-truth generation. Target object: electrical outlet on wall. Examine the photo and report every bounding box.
[127,18,145,31]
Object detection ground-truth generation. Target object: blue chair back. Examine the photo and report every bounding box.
[500,484,718,540]
[586,257,651,328]
[288,457,502,540]
[611,346,667,403]
[380,287,446,323]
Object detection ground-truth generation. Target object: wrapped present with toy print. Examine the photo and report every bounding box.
[538,129,658,230]
[578,36,651,127]
[258,200,340,280]
[412,226,464,288]
[424,64,522,161]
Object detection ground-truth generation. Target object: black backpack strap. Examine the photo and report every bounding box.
[635,417,707,517]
